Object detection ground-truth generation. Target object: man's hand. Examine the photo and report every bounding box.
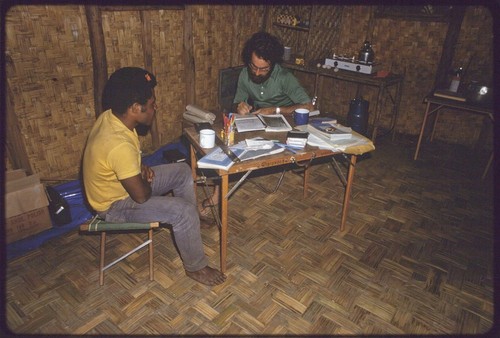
[141,164,155,183]
[236,102,253,115]
[120,173,152,204]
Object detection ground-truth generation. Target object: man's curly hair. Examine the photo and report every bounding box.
[242,31,284,66]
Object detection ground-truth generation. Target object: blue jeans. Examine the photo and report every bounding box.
[101,163,208,272]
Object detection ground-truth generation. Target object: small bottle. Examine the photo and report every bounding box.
[449,67,462,92]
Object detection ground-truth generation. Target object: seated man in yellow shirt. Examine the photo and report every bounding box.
[82,67,226,286]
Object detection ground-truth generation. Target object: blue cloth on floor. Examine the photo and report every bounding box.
[7,141,188,260]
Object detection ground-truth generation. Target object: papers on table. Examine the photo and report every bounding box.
[295,124,371,152]
[197,138,285,170]
[308,117,353,140]
[197,147,246,170]
[233,114,265,132]
[234,114,292,132]
[286,130,309,149]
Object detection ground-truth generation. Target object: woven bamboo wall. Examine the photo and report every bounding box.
[191,5,265,112]
[5,5,95,179]
[99,8,186,152]
[4,5,494,180]
[437,7,493,146]
[269,5,493,145]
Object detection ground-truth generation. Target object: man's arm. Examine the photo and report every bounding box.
[255,103,314,115]
[119,165,153,204]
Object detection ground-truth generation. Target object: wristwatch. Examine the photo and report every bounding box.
[276,107,280,114]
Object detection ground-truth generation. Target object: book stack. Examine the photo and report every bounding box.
[286,130,309,148]
[308,118,352,140]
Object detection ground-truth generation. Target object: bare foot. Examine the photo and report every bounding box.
[186,266,226,286]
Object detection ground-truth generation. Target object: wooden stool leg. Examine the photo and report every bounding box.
[99,232,106,286]
[482,152,493,180]
[148,228,154,281]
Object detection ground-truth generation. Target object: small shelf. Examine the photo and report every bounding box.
[273,22,310,32]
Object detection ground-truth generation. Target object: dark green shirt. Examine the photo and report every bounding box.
[233,64,311,109]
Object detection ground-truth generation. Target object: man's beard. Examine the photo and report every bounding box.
[248,68,272,84]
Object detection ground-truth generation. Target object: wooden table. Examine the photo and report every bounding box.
[413,93,494,179]
[184,124,374,272]
[284,62,404,142]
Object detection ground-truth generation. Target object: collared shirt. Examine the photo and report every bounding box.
[82,109,141,212]
[233,64,311,109]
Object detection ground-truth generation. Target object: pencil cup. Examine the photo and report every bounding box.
[199,129,215,148]
[223,130,235,146]
[293,109,309,126]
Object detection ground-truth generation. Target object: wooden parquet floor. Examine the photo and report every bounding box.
[4,134,495,336]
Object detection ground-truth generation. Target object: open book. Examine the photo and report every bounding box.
[197,141,285,170]
[197,147,246,170]
[234,114,292,132]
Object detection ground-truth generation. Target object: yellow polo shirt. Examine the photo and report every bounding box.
[82,109,141,212]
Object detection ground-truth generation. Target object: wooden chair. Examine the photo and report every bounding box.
[79,216,159,286]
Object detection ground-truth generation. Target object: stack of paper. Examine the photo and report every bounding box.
[295,125,370,152]
[197,147,245,170]
[286,130,309,148]
[197,139,285,171]
[308,117,352,140]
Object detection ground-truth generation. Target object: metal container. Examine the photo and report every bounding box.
[358,41,375,63]
[347,97,369,136]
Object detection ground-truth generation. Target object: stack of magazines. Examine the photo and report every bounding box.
[308,118,352,140]
[286,130,309,148]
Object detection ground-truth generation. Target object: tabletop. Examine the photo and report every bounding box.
[184,119,375,176]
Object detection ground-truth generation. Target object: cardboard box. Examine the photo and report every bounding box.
[5,169,52,244]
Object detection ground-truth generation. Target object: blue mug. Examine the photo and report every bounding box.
[294,109,310,126]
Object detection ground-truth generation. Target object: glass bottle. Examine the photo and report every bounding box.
[449,67,463,92]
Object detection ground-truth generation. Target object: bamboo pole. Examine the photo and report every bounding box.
[184,5,195,105]
[140,10,160,148]
[5,85,32,174]
[85,6,108,118]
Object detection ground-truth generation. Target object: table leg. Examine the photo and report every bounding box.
[370,85,385,142]
[391,80,404,141]
[303,166,310,198]
[220,175,229,273]
[413,101,432,160]
[190,145,197,194]
[340,155,357,231]
[430,110,441,142]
